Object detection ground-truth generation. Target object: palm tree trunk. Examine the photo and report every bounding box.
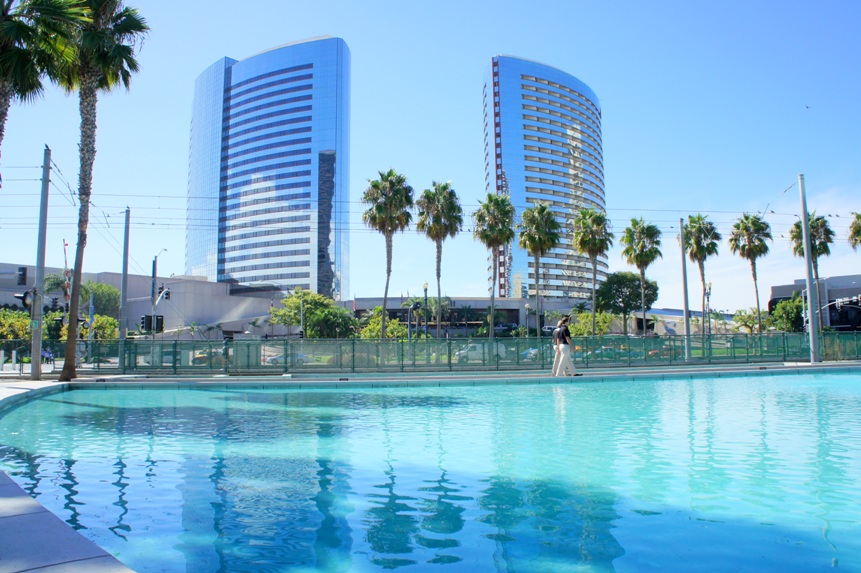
[534,253,540,337]
[639,267,647,336]
[436,239,442,339]
[750,260,762,334]
[698,261,707,336]
[590,256,598,336]
[490,247,497,339]
[381,232,393,339]
[61,76,99,381]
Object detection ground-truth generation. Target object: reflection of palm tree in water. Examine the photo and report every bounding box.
[364,461,420,568]
[416,470,468,554]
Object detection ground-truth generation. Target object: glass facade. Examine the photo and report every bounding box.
[186,37,350,300]
[483,56,604,302]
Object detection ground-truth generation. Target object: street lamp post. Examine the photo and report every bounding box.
[525,303,530,339]
[423,282,429,364]
[705,281,712,335]
[151,248,166,365]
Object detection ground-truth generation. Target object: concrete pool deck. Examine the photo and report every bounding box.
[1,361,860,572]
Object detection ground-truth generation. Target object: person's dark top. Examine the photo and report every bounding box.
[558,325,571,345]
[552,327,560,345]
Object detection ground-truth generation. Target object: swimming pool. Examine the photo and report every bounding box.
[1,372,860,572]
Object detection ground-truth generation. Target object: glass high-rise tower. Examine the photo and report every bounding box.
[186,37,350,300]
[483,55,604,302]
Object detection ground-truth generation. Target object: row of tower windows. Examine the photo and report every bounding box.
[520,74,601,117]
[522,102,601,145]
[524,165,602,191]
[226,126,312,154]
[223,148,311,173]
[223,236,310,254]
[225,105,312,132]
[223,136,312,162]
[523,132,602,170]
[221,202,311,222]
[227,90,312,122]
[523,113,602,153]
[222,225,312,244]
[226,115,311,141]
[523,144,602,176]
[228,74,313,108]
[224,259,310,274]
[522,93,600,136]
[224,247,311,265]
[229,62,313,92]
[523,145,604,184]
[522,132,603,172]
[225,170,311,192]
[221,213,311,233]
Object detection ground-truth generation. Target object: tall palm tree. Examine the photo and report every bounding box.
[848,212,861,251]
[58,0,147,381]
[728,213,772,333]
[472,193,515,337]
[0,0,88,150]
[620,217,662,335]
[684,213,721,335]
[416,181,462,338]
[362,168,414,339]
[571,207,614,336]
[518,202,560,337]
[789,211,835,332]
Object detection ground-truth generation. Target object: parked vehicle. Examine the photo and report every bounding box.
[267,352,310,366]
[455,342,507,363]
[519,348,538,361]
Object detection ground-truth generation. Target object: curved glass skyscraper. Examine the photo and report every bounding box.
[186,37,350,300]
[483,55,604,302]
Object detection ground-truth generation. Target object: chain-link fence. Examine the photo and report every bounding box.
[3,332,859,376]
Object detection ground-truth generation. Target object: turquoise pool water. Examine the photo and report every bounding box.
[1,373,860,572]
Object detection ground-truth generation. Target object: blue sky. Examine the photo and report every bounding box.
[2,0,860,313]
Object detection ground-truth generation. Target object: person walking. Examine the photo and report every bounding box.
[555,316,579,377]
[551,319,563,376]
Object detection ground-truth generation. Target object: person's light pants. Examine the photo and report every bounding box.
[555,344,575,376]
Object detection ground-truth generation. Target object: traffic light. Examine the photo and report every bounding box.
[158,284,164,297]
[164,289,170,300]
[13,290,33,310]
[155,315,164,333]
[298,329,304,338]
[140,315,153,331]
[51,297,59,310]
[17,266,27,286]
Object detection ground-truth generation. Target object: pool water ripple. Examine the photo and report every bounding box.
[1,372,861,572]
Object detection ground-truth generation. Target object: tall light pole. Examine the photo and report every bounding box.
[525,303,530,339]
[152,248,167,342]
[423,282,429,336]
[680,217,691,360]
[798,174,820,362]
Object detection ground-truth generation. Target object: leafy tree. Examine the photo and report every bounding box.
[362,168,414,339]
[596,271,658,336]
[0,0,89,150]
[770,294,804,332]
[518,201,561,341]
[568,311,614,337]
[789,212,834,332]
[58,0,148,382]
[268,287,355,338]
[732,307,771,334]
[416,181,462,338]
[0,308,30,340]
[848,212,861,251]
[472,193,515,337]
[572,207,614,336]
[305,305,357,339]
[684,213,721,335]
[729,213,772,333]
[84,281,119,318]
[81,314,117,339]
[620,217,662,335]
[358,306,408,339]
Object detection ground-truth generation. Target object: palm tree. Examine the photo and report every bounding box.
[58,0,148,382]
[518,202,560,338]
[789,211,835,332]
[416,181,463,338]
[849,212,861,251]
[728,213,772,333]
[0,0,89,150]
[571,207,614,336]
[361,168,414,339]
[620,217,662,336]
[684,213,721,335]
[472,193,515,337]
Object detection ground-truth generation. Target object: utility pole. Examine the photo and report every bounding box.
[799,174,820,363]
[31,146,51,380]
[118,208,130,369]
[680,217,691,360]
